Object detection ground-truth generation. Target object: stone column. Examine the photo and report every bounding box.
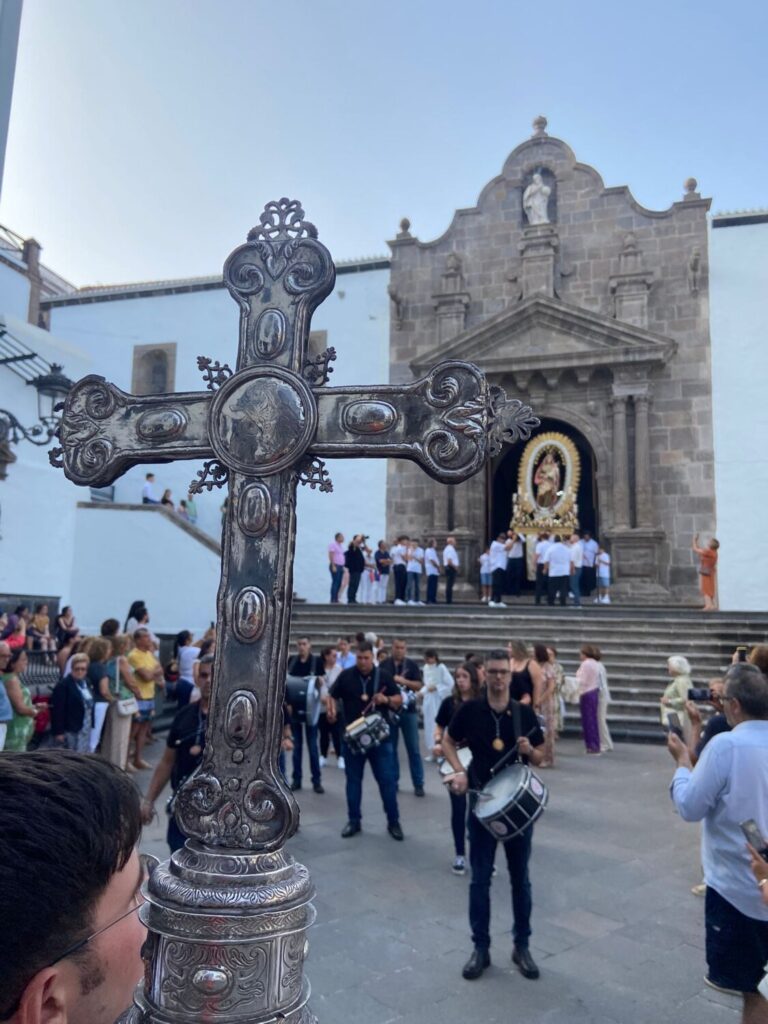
[22,237,42,326]
[611,394,630,528]
[519,224,558,298]
[633,391,653,527]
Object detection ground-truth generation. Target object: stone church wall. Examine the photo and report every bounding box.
[387,119,713,600]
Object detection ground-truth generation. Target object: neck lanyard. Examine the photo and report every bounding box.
[190,706,207,757]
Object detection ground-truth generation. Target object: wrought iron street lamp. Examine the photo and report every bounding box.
[0,363,74,446]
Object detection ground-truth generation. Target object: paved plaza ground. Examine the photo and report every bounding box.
[140,738,741,1024]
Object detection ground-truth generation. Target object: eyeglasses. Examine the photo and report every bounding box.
[0,853,158,1021]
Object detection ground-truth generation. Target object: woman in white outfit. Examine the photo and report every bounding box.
[420,648,454,760]
[594,645,614,752]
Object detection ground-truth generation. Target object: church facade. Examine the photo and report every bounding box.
[386,117,713,601]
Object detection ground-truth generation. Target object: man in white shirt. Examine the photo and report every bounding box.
[569,534,584,607]
[506,531,525,597]
[424,538,441,604]
[391,535,409,606]
[142,472,160,504]
[406,542,425,605]
[668,663,768,1019]
[443,536,460,605]
[534,533,551,606]
[544,535,571,606]
[488,533,513,608]
[580,531,599,598]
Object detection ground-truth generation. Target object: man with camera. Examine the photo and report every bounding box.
[667,662,768,1022]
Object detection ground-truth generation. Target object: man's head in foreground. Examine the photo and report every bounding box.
[0,750,145,1024]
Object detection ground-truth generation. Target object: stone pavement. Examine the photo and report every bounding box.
[139,738,741,1024]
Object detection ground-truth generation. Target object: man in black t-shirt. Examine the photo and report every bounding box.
[443,648,545,983]
[286,637,324,794]
[141,655,214,852]
[328,642,404,840]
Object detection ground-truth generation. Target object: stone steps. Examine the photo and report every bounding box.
[290,604,768,742]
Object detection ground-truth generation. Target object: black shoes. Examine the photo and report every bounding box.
[290,781,301,791]
[387,822,404,841]
[512,946,540,979]
[341,821,361,838]
[313,783,325,794]
[462,948,490,980]
[414,786,425,797]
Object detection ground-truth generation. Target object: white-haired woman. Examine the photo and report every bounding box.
[660,655,694,740]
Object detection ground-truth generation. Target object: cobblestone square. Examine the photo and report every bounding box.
[141,738,740,1023]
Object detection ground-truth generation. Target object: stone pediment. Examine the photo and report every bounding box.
[410,295,675,383]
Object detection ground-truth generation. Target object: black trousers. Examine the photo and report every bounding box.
[535,566,548,605]
[547,574,569,606]
[492,568,506,603]
[347,571,362,603]
[445,564,457,604]
[581,565,597,596]
[319,712,341,757]
[393,564,407,602]
[507,557,525,596]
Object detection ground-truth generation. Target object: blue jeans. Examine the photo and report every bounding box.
[167,814,187,854]
[406,573,420,602]
[468,808,533,951]
[291,722,321,786]
[570,570,581,606]
[389,709,424,789]
[329,564,343,603]
[342,740,400,825]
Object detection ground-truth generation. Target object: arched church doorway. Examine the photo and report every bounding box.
[488,417,599,583]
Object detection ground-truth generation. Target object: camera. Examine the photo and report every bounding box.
[688,687,711,701]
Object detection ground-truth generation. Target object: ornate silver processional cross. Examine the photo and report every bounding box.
[52,198,538,1024]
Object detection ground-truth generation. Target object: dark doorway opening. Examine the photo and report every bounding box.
[488,417,599,586]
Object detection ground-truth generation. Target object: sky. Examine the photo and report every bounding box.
[1,0,767,288]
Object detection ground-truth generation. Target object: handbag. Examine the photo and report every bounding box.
[116,696,138,717]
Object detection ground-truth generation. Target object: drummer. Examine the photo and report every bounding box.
[442,648,545,983]
[327,642,405,841]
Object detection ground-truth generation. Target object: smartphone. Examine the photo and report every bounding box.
[688,687,710,702]
[665,712,684,739]
[737,646,748,663]
[740,819,768,861]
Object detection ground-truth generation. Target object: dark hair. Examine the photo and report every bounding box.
[198,638,215,660]
[100,618,119,638]
[124,600,146,632]
[34,603,46,615]
[61,605,72,617]
[174,630,192,658]
[7,647,27,672]
[13,605,28,617]
[0,751,141,1017]
[355,632,365,644]
[465,651,485,666]
[725,663,768,718]
[198,654,215,669]
[547,644,558,657]
[533,643,548,664]
[487,648,511,664]
[580,643,601,660]
[424,648,439,661]
[321,646,335,661]
[357,641,374,654]
[453,661,482,703]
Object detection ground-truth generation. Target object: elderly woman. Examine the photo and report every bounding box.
[577,644,602,754]
[660,655,693,739]
[50,652,94,752]
[101,634,141,770]
[2,648,39,751]
[420,648,454,760]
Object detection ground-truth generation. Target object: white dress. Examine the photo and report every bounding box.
[421,662,454,756]
[597,662,613,752]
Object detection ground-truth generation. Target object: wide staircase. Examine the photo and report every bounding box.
[290,603,768,742]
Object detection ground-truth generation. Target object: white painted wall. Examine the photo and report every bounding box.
[49,265,390,605]
[0,314,92,602]
[709,220,768,611]
[70,505,220,635]
[0,257,31,319]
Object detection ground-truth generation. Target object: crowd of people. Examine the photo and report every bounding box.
[327,529,611,607]
[0,600,215,771]
[140,471,199,523]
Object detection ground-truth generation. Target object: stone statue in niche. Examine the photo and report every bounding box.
[523,172,551,225]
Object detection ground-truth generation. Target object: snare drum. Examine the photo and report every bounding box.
[344,712,390,754]
[439,745,473,777]
[474,763,548,840]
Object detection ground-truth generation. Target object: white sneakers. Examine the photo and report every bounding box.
[394,599,406,606]
[337,757,345,771]
[488,601,507,608]
[452,856,466,875]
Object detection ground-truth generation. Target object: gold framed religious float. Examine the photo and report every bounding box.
[510,431,580,535]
